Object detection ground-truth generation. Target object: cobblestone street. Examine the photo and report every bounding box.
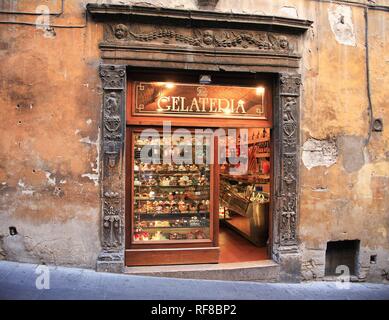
[0,261,388,300]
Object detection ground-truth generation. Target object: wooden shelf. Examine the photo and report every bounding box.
[134,184,210,188]
[140,226,209,230]
[129,239,213,245]
[220,174,270,183]
[135,144,211,147]
[135,211,209,214]
[134,170,210,175]
[134,197,209,201]
[134,212,210,219]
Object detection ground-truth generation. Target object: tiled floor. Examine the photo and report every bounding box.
[224,215,251,236]
[219,225,268,263]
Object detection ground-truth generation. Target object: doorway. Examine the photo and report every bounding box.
[125,73,274,267]
[218,127,271,263]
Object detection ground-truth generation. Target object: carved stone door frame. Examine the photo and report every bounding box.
[89,4,311,281]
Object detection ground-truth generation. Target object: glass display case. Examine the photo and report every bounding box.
[130,130,213,243]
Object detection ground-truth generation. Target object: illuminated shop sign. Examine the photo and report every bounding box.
[134,82,268,119]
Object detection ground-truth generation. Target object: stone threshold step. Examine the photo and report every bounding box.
[125,260,280,282]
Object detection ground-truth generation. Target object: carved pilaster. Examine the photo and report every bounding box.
[278,74,301,253]
[270,73,301,282]
[97,64,126,273]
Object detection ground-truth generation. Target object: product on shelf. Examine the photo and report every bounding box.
[189,217,201,227]
[151,231,167,241]
[132,132,211,242]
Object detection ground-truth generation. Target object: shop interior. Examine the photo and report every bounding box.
[131,126,270,264]
[218,127,270,263]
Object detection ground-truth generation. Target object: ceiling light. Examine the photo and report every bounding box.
[256,86,265,95]
[165,82,175,89]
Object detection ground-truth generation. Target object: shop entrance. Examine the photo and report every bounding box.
[125,70,273,267]
[218,127,270,263]
[91,5,307,275]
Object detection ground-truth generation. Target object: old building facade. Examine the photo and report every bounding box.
[0,0,388,282]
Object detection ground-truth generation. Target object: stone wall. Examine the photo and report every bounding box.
[0,0,388,281]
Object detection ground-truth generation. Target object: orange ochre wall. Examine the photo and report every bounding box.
[0,0,388,282]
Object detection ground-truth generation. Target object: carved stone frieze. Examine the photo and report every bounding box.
[100,66,126,90]
[282,97,298,154]
[280,74,301,96]
[102,191,122,249]
[280,154,298,244]
[104,23,298,55]
[97,64,126,272]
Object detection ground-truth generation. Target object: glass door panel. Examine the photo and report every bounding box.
[132,130,212,242]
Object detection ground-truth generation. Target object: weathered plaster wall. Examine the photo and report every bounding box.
[0,1,103,267]
[0,0,388,280]
[300,3,389,283]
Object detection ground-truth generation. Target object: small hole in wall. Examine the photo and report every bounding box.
[373,118,383,132]
[370,255,377,264]
[9,226,17,236]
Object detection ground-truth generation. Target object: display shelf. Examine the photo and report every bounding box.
[132,239,212,245]
[134,171,210,175]
[134,184,210,188]
[134,212,209,219]
[135,211,210,214]
[134,197,210,201]
[140,226,209,231]
[220,173,270,183]
[134,144,211,147]
[132,130,213,245]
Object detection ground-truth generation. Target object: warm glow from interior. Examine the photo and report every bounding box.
[165,82,175,89]
[256,86,265,95]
